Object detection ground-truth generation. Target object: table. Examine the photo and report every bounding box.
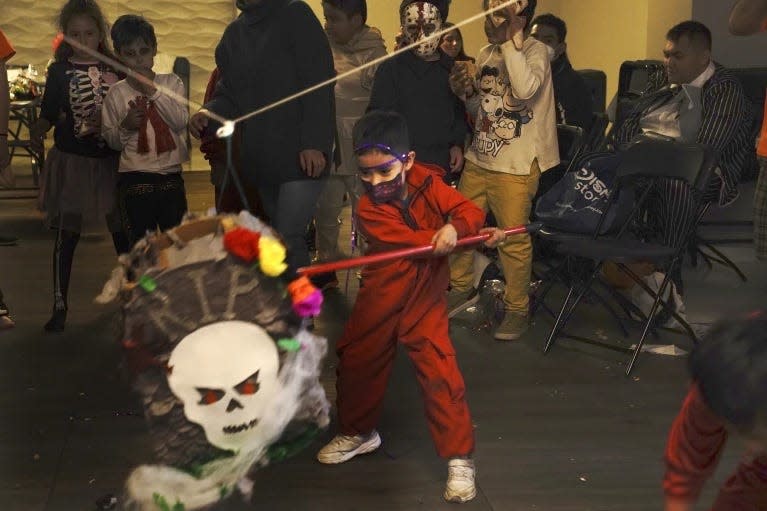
[8,96,43,186]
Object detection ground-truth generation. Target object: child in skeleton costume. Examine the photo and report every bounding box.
[32,0,129,332]
[367,0,467,182]
[102,15,189,248]
[317,111,494,504]
[96,212,330,510]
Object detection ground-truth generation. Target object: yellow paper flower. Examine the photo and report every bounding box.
[258,236,288,276]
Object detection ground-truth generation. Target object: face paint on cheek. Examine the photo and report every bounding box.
[402,3,442,59]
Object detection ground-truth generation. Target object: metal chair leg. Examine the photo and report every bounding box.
[626,273,675,376]
[544,285,575,354]
[698,242,748,282]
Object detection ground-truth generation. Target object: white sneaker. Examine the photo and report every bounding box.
[444,458,476,503]
[316,431,381,464]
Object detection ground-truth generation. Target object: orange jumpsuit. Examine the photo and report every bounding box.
[335,162,484,459]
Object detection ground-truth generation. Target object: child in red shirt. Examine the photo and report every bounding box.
[663,312,767,511]
[316,111,500,503]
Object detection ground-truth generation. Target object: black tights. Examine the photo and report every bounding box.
[50,228,129,312]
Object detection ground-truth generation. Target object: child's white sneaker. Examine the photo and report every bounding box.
[444,458,476,503]
[316,430,381,464]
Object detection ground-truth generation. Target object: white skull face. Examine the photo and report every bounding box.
[167,321,280,451]
[402,3,443,59]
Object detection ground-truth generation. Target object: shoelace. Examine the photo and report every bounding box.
[448,463,474,482]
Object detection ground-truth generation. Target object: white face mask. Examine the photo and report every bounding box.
[402,2,443,59]
[546,44,557,62]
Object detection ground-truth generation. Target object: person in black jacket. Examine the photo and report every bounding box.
[530,13,594,132]
[367,0,467,182]
[190,0,335,273]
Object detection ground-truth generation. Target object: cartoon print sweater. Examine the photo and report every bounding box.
[465,37,559,175]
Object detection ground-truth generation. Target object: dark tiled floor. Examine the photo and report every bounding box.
[0,170,765,510]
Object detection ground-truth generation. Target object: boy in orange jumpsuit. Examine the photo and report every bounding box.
[317,111,500,503]
[663,311,767,511]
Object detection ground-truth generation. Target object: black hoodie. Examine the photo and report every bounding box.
[205,0,335,186]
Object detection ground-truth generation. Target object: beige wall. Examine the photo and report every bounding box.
[693,0,767,67]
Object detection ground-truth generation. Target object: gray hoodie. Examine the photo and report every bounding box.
[330,26,387,175]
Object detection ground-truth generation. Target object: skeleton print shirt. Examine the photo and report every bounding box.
[40,59,121,158]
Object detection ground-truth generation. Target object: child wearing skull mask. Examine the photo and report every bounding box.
[317,111,505,503]
[367,0,467,182]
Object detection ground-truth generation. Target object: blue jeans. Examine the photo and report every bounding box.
[258,179,325,272]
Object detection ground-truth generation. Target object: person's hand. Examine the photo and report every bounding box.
[449,62,476,99]
[189,110,210,140]
[0,137,9,171]
[120,100,146,131]
[29,118,50,155]
[481,227,507,248]
[300,149,326,178]
[449,145,464,173]
[485,0,528,49]
[432,223,458,255]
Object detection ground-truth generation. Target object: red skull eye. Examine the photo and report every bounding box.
[196,388,225,405]
[235,370,260,396]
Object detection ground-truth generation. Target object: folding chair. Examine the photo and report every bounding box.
[541,139,717,376]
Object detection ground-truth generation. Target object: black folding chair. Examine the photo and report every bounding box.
[541,140,717,376]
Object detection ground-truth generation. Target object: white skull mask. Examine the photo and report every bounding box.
[167,321,281,451]
[402,2,443,59]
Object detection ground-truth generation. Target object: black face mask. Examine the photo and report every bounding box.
[362,172,406,205]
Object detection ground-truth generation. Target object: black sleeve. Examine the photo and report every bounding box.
[450,91,468,148]
[289,1,336,154]
[40,62,65,125]
[569,75,596,132]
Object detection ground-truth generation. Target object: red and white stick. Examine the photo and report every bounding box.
[297,223,541,277]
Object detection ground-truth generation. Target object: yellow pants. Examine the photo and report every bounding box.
[449,159,540,314]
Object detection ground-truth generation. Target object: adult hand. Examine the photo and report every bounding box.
[189,110,210,139]
[449,145,464,173]
[299,149,326,178]
[481,227,507,248]
[120,100,146,131]
[432,223,458,255]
